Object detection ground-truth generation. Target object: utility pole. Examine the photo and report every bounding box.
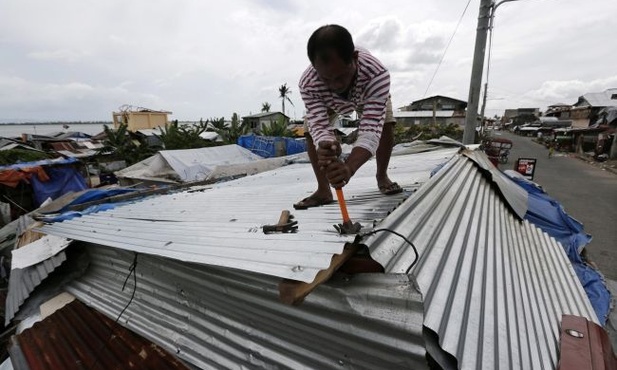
[462,0,493,144]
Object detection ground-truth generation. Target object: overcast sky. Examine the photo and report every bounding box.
[1,0,615,122]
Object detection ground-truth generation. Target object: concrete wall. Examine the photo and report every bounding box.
[113,112,169,131]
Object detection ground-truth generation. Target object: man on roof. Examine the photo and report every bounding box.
[294,24,401,210]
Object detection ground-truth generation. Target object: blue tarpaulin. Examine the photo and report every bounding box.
[0,157,79,171]
[237,135,306,158]
[29,166,88,207]
[509,176,611,325]
[38,188,139,222]
[58,188,137,213]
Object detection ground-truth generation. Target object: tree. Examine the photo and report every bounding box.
[278,83,294,115]
[261,102,271,113]
[207,117,226,131]
[216,113,249,144]
[158,120,210,150]
[97,123,154,165]
[260,117,294,137]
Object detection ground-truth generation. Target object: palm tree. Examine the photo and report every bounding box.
[261,102,271,113]
[278,84,294,115]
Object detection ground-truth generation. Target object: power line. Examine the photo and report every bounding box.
[423,0,473,97]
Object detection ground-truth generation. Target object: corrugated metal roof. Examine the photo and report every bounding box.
[580,88,617,107]
[363,153,599,369]
[40,148,458,283]
[5,253,67,326]
[393,110,454,118]
[64,245,428,369]
[10,299,189,370]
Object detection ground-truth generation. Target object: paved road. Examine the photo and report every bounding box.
[490,130,617,280]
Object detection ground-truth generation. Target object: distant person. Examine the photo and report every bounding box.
[294,24,401,210]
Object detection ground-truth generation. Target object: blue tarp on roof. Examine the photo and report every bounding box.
[30,166,88,207]
[0,157,79,171]
[509,176,611,325]
[237,135,306,158]
[39,188,139,222]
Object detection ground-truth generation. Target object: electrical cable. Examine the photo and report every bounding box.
[87,252,138,370]
[423,0,473,97]
[116,252,138,323]
[357,228,420,269]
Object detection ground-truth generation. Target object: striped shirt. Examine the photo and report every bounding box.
[299,48,390,155]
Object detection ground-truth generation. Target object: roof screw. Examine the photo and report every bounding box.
[565,329,584,338]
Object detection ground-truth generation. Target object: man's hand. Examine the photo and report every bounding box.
[317,141,342,170]
[325,161,352,189]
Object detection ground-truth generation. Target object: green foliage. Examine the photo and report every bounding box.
[97,123,154,165]
[215,113,249,144]
[261,102,271,113]
[394,123,463,144]
[159,120,211,150]
[0,149,50,166]
[260,117,294,137]
[207,117,226,132]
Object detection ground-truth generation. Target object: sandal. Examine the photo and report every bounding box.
[379,182,403,195]
[293,196,334,210]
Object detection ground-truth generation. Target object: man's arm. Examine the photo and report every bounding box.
[300,85,336,146]
[323,70,391,188]
[354,70,390,155]
[322,144,371,189]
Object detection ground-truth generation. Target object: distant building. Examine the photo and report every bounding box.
[571,88,617,128]
[394,95,467,126]
[502,108,540,125]
[544,104,572,119]
[242,112,289,133]
[112,106,172,132]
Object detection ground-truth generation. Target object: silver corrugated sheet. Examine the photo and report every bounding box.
[5,252,67,326]
[40,148,458,283]
[365,154,599,369]
[68,245,428,369]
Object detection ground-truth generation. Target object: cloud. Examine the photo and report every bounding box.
[0,74,163,120]
[27,49,88,63]
[524,75,617,105]
[0,0,615,121]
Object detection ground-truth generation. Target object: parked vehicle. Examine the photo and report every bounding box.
[480,137,513,165]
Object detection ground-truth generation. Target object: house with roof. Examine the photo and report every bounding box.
[502,107,541,127]
[544,103,572,120]
[242,112,290,133]
[394,95,467,127]
[1,139,613,368]
[112,105,172,132]
[570,88,617,127]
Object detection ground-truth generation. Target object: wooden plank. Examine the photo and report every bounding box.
[278,243,360,305]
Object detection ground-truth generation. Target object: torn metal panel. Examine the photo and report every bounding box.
[9,299,189,370]
[5,253,67,326]
[66,245,428,370]
[39,148,458,283]
[364,153,598,369]
[11,235,71,270]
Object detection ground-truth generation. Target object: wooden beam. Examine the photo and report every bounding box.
[278,243,360,306]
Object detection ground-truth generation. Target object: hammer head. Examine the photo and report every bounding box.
[334,220,362,235]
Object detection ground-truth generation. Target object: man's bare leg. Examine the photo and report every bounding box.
[295,134,333,206]
[375,122,398,190]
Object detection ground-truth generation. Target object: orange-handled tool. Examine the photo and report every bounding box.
[333,187,361,234]
[335,188,350,223]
